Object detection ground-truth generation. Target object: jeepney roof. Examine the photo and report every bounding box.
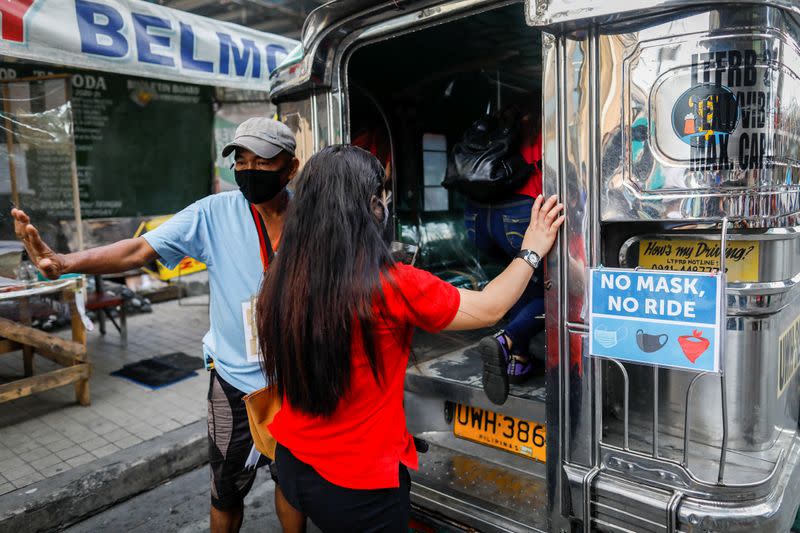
[269,0,798,101]
[269,0,447,101]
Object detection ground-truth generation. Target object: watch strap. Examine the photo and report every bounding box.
[515,249,540,269]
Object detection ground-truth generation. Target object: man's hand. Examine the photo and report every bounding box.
[521,194,565,258]
[11,208,66,280]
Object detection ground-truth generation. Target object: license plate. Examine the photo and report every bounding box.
[638,238,759,282]
[453,404,545,462]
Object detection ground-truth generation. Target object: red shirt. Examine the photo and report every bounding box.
[514,131,543,198]
[268,264,461,489]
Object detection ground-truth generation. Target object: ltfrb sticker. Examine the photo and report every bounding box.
[589,268,722,372]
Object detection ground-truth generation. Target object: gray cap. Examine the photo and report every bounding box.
[222,117,296,159]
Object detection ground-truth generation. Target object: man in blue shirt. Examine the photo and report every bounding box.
[11,118,305,533]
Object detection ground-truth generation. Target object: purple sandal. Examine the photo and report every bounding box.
[477,331,533,405]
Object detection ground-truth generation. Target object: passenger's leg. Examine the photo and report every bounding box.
[489,196,535,259]
[475,197,536,404]
[504,280,544,349]
[464,201,501,266]
[503,294,545,383]
[490,197,541,358]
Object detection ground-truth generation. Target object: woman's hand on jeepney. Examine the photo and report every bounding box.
[446,194,564,331]
[521,194,565,258]
[11,208,66,280]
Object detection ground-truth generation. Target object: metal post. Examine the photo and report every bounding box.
[653,365,659,458]
[718,218,730,483]
[609,359,629,450]
[683,371,712,466]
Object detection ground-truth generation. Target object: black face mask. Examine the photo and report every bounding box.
[235,168,287,204]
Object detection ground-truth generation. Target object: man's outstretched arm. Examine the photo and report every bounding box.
[12,208,159,280]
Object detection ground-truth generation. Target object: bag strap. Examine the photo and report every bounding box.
[249,204,274,272]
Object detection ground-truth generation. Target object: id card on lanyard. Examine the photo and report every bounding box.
[242,204,274,363]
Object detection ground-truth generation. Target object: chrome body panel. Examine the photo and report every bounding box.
[545,2,800,531]
[597,9,800,226]
[613,229,800,450]
[411,448,547,532]
[526,0,800,30]
[564,433,800,532]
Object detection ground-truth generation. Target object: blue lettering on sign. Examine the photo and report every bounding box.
[217,33,261,78]
[132,13,174,67]
[589,268,722,372]
[179,22,213,73]
[76,0,128,58]
[266,43,288,73]
[73,2,288,83]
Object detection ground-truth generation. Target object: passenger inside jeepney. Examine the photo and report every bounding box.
[448,103,544,406]
[348,3,546,406]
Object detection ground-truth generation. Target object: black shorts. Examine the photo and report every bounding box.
[275,444,410,532]
[207,370,272,510]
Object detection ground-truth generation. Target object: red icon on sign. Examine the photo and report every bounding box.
[678,330,710,363]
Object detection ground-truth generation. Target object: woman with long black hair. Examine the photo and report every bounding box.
[257,145,563,532]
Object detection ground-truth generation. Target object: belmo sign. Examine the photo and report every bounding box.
[0,0,298,90]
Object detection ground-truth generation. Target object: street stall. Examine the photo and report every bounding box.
[0,0,296,402]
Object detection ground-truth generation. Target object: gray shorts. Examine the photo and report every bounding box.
[207,370,271,510]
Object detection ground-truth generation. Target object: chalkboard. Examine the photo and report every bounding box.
[0,63,214,220]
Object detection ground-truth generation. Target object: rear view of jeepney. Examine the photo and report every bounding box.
[268,1,800,531]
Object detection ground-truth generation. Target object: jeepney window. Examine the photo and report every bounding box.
[422,133,448,211]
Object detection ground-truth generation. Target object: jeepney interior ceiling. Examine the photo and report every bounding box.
[350,3,541,97]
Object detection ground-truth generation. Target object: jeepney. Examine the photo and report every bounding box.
[268,1,800,531]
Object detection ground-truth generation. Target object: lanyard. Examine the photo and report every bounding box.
[249,204,275,272]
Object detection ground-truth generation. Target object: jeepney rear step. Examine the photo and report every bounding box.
[411,432,549,533]
[406,342,546,422]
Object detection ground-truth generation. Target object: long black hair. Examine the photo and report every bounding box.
[256,144,393,417]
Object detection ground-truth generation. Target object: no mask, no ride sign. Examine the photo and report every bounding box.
[589,268,723,372]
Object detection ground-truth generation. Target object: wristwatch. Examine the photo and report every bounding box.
[515,249,541,269]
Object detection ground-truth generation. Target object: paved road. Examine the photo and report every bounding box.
[66,466,321,533]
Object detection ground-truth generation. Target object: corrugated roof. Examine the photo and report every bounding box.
[157,0,329,39]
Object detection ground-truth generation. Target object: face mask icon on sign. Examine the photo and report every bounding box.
[636,330,669,353]
[595,327,626,349]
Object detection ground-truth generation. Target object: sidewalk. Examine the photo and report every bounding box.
[0,295,210,496]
